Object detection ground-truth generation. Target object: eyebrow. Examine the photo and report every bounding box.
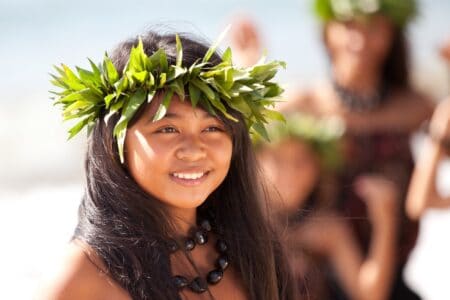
[146,110,217,124]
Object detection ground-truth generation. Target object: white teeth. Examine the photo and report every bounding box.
[173,172,205,180]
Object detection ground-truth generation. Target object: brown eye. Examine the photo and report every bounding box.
[204,126,223,133]
[156,126,178,134]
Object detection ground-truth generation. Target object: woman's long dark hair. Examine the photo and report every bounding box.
[382,27,410,89]
[73,31,297,300]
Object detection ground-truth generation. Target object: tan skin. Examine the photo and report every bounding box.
[257,138,398,300]
[36,95,248,300]
[406,97,450,220]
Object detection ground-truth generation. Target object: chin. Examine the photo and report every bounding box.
[169,194,210,209]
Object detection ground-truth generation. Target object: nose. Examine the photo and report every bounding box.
[175,135,207,162]
[347,29,366,52]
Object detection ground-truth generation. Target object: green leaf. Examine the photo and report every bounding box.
[110,98,125,112]
[191,78,215,101]
[126,38,151,72]
[188,82,201,108]
[147,89,156,103]
[158,73,167,88]
[88,58,102,80]
[56,91,83,104]
[167,65,187,81]
[208,94,238,122]
[199,97,216,116]
[50,74,69,89]
[63,106,97,121]
[103,54,119,84]
[112,89,146,163]
[122,88,147,121]
[203,25,231,63]
[169,79,185,100]
[159,50,168,73]
[76,67,97,84]
[252,122,270,141]
[105,97,125,124]
[63,100,92,116]
[148,49,165,69]
[114,76,129,98]
[222,47,232,64]
[57,64,86,91]
[314,0,335,21]
[113,119,128,163]
[104,94,115,108]
[249,63,278,82]
[132,70,148,83]
[175,34,183,68]
[263,109,285,122]
[153,89,174,121]
[68,116,91,139]
[146,72,155,89]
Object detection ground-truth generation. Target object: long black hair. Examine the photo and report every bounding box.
[73,31,298,300]
[382,27,410,89]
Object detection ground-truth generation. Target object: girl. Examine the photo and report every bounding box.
[255,114,398,300]
[38,31,297,300]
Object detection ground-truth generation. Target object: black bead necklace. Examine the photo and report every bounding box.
[167,219,230,294]
[333,80,388,112]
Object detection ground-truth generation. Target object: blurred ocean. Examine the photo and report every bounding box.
[0,0,449,299]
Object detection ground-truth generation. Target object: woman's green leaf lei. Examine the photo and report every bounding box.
[313,0,417,27]
[253,112,345,171]
[50,32,286,163]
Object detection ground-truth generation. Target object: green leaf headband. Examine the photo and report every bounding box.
[253,113,345,171]
[313,0,418,27]
[50,30,286,163]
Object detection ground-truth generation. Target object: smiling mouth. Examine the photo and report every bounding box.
[170,171,210,186]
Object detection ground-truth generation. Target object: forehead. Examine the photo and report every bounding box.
[139,93,215,123]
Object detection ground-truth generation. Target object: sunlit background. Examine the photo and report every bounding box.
[1,0,449,298]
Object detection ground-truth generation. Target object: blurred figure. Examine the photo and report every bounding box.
[229,14,263,68]
[440,38,450,64]
[255,114,398,300]
[406,97,450,220]
[230,1,434,299]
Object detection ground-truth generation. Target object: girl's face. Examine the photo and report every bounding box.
[325,15,394,77]
[258,139,320,213]
[125,95,233,212]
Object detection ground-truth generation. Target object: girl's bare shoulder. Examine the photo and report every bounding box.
[35,240,130,300]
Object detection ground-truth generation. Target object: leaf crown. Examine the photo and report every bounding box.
[253,112,345,170]
[50,30,286,163]
[313,0,418,27]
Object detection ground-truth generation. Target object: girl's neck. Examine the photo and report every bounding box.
[170,207,198,236]
[332,64,382,95]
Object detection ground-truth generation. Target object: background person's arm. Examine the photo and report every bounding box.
[406,97,450,220]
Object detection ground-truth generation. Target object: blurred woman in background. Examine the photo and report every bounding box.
[231,0,434,298]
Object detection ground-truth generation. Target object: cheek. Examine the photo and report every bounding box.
[213,138,233,173]
[326,24,347,54]
[125,132,172,185]
[369,34,392,61]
